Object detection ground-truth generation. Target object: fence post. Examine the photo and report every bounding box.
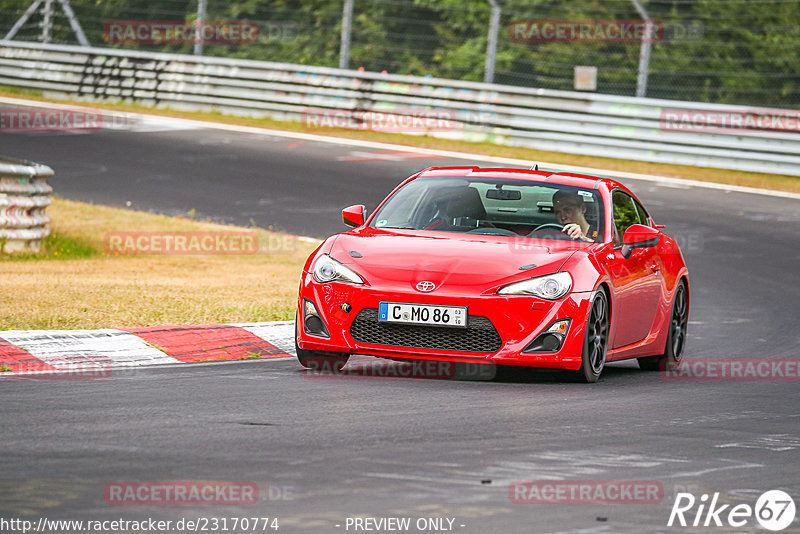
[3,0,89,46]
[194,0,207,56]
[630,0,651,98]
[3,0,45,41]
[39,0,54,43]
[484,0,501,83]
[57,0,90,46]
[340,0,354,69]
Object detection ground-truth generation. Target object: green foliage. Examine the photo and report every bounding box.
[0,0,797,106]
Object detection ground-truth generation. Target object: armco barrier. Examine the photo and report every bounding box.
[1,40,799,176]
[0,156,53,253]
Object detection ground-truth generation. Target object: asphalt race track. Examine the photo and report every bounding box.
[1,109,799,533]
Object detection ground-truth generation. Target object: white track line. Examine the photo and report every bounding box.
[2,96,799,201]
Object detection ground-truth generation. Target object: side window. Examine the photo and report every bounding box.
[633,198,650,226]
[612,190,640,246]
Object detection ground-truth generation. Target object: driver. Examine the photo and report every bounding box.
[553,190,596,242]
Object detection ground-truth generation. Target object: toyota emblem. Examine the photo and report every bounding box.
[416,281,436,292]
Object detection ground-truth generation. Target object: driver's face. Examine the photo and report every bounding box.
[554,202,582,224]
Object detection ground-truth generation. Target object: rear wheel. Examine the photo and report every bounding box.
[575,290,609,383]
[638,280,688,371]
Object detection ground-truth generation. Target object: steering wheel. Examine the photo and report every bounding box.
[467,227,518,236]
[423,216,446,230]
[528,223,571,240]
[532,223,565,231]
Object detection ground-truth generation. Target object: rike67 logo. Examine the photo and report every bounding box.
[668,490,796,531]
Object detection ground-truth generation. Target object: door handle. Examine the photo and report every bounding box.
[650,263,661,272]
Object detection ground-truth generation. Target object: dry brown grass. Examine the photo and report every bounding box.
[0,199,318,330]
[2,87,798,193]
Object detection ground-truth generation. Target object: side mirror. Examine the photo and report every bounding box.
[621,224,660,259]
[342,204,366,228]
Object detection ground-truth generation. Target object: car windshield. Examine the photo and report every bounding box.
[369,176,605,242]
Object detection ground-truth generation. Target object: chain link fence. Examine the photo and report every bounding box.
[1,0,798,107]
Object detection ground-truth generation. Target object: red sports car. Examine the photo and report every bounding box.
[296,166,689,382]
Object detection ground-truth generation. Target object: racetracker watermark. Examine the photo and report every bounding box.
[0,517,280,533]
[509,20,663,43]
[661,109,800,134]
[262,21,299,42]
[509,480,664,504]
[302,359,496,381]
[662,358,800,381]
[103,20,259,45]
[104,232,258,255]
[504,229,702,255]
[663,21,704,42]
[0,107,128,133]
[301,108,457,133]
[667,229,704,254]
[104,481,258,505]
[506,234,597,254]
[1,361,112,380]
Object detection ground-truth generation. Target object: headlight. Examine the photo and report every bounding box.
[497,272,572,299]
[312,254,365,284]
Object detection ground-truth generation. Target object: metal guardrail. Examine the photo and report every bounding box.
[0,155,53,253]
[1,40,799,176]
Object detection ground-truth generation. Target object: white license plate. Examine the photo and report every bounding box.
[378,302,467,328]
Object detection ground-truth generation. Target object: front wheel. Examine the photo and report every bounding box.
[638,280,688,371]
[574,290,609,383]
[295,341,350,373]
[295,317,350,372]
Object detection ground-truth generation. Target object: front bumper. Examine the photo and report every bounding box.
[296,272,595,370]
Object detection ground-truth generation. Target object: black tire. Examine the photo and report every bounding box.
[574,289,609,383]
[294,319,350,372]
[295,345,350,373]
[638,280,688,371]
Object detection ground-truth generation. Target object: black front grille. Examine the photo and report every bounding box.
[350,308,502,353]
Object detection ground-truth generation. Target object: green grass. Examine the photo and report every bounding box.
[0,198,318,330]
[0,85,44,98]
[0,231,98,261]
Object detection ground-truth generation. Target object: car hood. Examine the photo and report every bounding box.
[327,228,584,294]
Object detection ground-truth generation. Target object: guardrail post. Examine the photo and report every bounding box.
[0,157,54,253]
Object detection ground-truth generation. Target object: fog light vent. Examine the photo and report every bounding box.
[523,319,571,353]
[303,299,330,338]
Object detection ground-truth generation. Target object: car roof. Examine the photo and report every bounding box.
[416,166,623,191]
